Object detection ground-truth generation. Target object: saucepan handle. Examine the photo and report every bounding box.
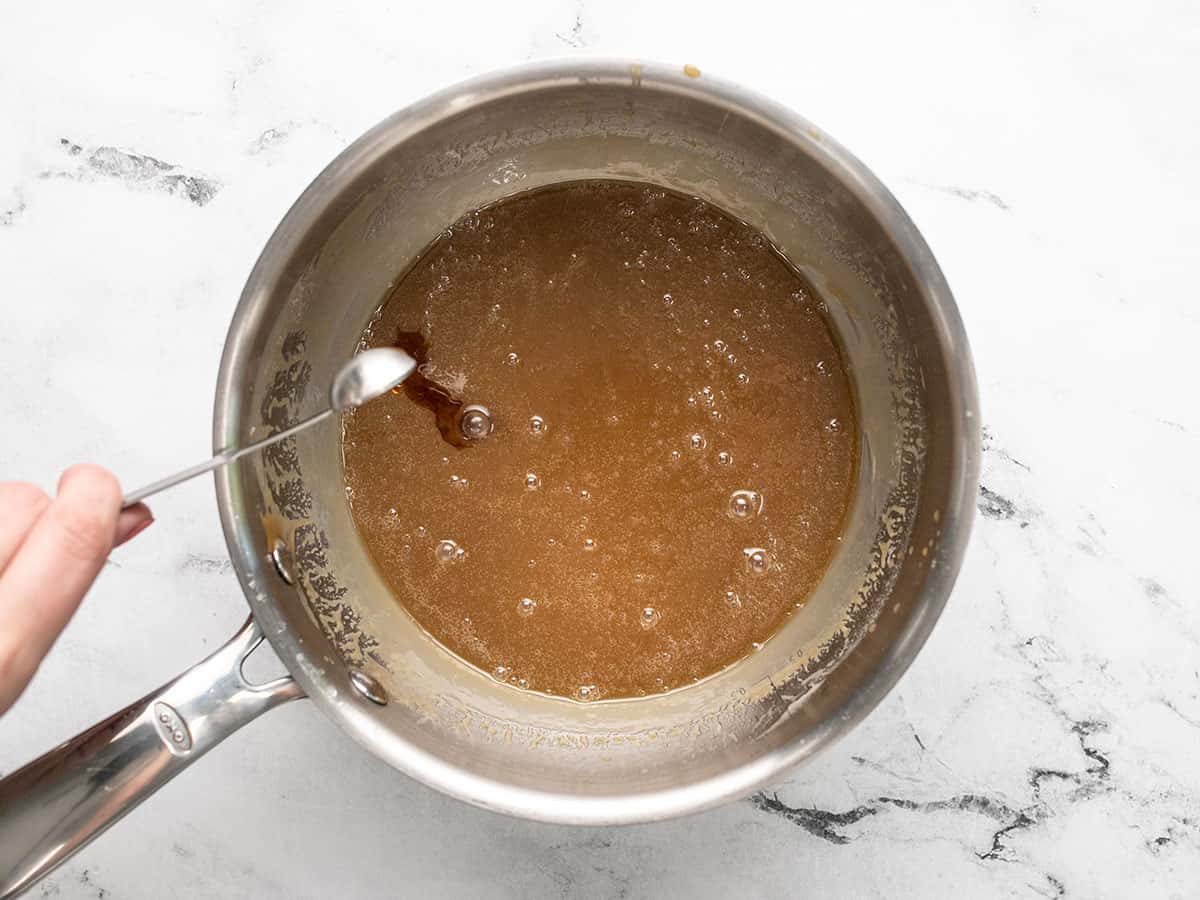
[0,617,304,897]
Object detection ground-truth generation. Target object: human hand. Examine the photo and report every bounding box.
[0,465,153,715]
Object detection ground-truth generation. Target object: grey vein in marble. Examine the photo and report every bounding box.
[0,194,26,227]
[902,180,1012,211]
[978,485,1020,521]
[48,139,220,206]
[181,554,235,575]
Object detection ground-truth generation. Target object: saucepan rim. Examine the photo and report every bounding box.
[213,57,980,825]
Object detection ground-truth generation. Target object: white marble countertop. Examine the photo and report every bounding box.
[2,1,1198,896]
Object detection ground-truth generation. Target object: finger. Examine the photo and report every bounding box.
[0,482,51,571]
[115,503,154,547]
[0,464,122,714]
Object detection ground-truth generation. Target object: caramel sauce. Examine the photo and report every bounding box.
[344,180,857,700]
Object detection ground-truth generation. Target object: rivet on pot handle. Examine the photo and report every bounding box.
[0,617,304,897]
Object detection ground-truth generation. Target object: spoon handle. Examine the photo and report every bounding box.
[122,408,334,507]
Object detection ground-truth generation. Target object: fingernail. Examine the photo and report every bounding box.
[115,515,154,547]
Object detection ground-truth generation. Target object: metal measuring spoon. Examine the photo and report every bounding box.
[123,347,418,507]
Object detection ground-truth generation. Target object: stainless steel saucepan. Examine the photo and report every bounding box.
[0,60,979,896]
